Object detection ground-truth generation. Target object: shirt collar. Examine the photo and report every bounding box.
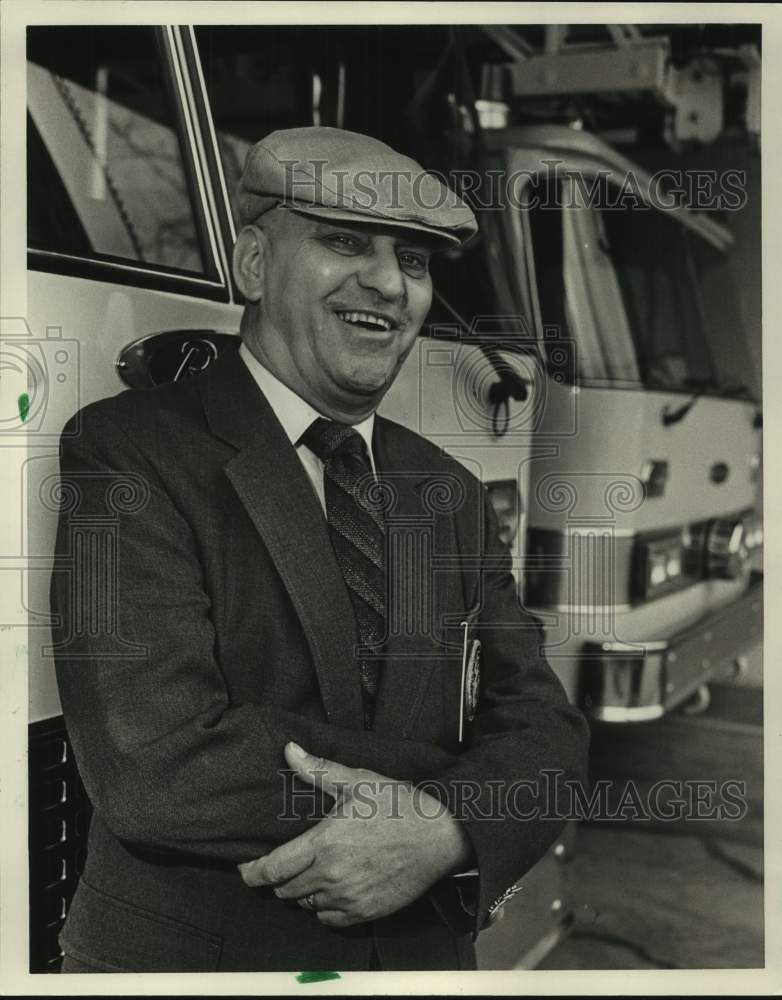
[238,341,376,459]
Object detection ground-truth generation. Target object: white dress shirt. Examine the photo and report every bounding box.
[239,342,376,513]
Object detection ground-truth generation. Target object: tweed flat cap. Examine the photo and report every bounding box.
[237,126,477,246]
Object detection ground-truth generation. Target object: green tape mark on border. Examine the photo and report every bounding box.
[296,971,342,983]
[18,393,30,423]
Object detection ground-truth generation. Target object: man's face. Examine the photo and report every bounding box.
[241,211,435,418]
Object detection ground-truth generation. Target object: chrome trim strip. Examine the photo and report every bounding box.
[601,639,669,653]
[514,923,570,971]
[590,704,665,723]
[165,26,226,287]
[528,525,638,537]
[528,603,634,613]
[28,249,224,287]
[186,25,237,250]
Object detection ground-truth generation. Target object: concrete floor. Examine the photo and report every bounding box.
[540,648,763,970]
[540,827,763,969]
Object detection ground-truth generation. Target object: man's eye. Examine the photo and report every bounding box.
[399,252,429,275]
[325,233,362,252]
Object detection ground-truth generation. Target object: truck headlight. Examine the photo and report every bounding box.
[637,531,688,600]
[743,514,763,551]
[705,517,752,580]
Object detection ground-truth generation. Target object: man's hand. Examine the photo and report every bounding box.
[238,742,473,927]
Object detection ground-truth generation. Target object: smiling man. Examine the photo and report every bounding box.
[233,213,431,419]
[51,127,589,972]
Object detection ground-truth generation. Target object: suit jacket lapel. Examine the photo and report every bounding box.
[199,349,365,729]
[371,417,465,737]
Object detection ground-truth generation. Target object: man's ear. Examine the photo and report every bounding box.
[232,225,267,303]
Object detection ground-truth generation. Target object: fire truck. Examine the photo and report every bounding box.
[14,21,762,971]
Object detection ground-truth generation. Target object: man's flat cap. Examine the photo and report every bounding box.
[237,126,477,247]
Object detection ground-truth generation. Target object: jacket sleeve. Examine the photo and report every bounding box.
[50,402,459,863]
[421,483,590,936]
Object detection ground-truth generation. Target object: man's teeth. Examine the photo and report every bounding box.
[336,311,393,331]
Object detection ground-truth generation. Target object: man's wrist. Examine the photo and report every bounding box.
[433,809,474,876]
[409,785,474,878]
[446,819,474,873]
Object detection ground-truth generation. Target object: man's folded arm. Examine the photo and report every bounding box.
[421,492,591,934]
[51,404,458,864]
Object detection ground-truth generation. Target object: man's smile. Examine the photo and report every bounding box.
[333,309,399,332]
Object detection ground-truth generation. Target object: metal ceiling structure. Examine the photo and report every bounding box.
[473,23,760,147]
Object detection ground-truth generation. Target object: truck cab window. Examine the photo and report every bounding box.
[600,198,717,391]
[195,25,342,231]
[527,174,740,394]
[527,178,640,384]
[27,26,209,277]
[683,229,756,397]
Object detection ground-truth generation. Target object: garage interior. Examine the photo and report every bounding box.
[478,646,763,969]
[457,22,763,971]
[23,18,764,975]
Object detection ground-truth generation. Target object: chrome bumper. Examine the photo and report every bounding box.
[579,573,763,723]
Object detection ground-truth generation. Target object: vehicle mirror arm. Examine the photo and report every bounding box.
[487,362,530,438]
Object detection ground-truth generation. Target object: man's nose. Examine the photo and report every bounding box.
[356,242,406,301]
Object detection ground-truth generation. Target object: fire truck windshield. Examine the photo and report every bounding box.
[527,176,756,398]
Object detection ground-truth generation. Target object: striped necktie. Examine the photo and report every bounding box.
[301,417,385,729]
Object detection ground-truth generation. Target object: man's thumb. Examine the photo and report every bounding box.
[284,742,355,797]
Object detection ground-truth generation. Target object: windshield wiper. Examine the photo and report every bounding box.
[662,382,751,426]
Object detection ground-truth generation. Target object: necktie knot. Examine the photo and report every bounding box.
[301,417,368,464]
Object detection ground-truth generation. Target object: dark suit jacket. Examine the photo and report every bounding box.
[50,346,589,972]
